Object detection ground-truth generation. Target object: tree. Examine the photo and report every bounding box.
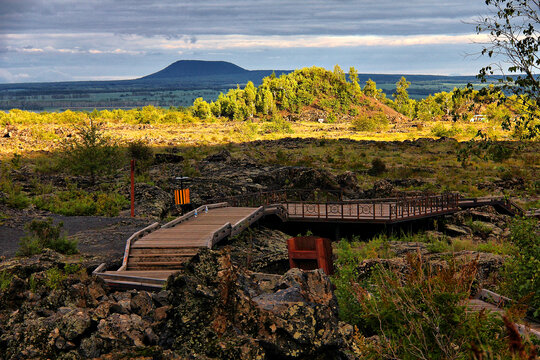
[393,76,415,118]
[476,0,540,138]
[363,79,384,100]
[193,97,211,119]
[348,66,362,95]
[61,118,121,184]
[333,64,346,82]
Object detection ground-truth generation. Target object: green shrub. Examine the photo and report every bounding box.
[427,239,451,253]
[502,217,540,318]
[259,114,293,134]
[33,189,128,216]
[0,167,31,209]
[44,267,67,290]
[356,255,509,358]
[127,139,154,174]
[430,123,461,137]
[61,119,122,183]
[486,143,513,162]
[467,219,493,238]
[17,218,78,256]
[368,158,386,176]
[352,112,389,132]
[332,237,394,326]
[17,237,43,257]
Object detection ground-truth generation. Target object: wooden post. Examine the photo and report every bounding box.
[130,159,135,217]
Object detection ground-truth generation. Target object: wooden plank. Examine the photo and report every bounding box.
[129,252,198,257]
[162,202,229,228]
[129,247,200,254]
[108,270,177,278]
[92,263,106,275]
[132,242,207,248]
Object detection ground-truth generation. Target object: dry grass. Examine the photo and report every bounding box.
[0,118,538,202]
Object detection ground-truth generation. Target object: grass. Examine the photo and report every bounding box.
[349,231,516,256]
[33,189,128,216]
[0,113,537,209]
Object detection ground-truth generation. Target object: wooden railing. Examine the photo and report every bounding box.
[118,222,160,271]
[458,197,525,216]
[283,193,459,222]
[216,190,460,223]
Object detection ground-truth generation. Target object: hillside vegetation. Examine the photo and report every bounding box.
[0,66,538,205]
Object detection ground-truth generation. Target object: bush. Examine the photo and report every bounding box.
[352,112,389,132]
[430,122,461,137]
[332,237,393,326]
[33,189,128,216]
[17,218,78,256]
[368,158,386,176]
[259,114,293,134]
[487,143,513,162]
[0,271,13,291]
[127,140,154,174]
[355,255,510,359]
[502,217,540,319]
[61,119,122,183]
[467,220,493,238]
[0,167,30,209]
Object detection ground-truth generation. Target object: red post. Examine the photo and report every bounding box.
[130,159,135,217]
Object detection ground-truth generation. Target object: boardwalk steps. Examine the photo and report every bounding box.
[468,289,540,339]
[95,203,267,289]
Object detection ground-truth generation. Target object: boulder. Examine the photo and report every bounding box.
[59,308,92,341]
[218,227,290,273]
[204,149,232,162]
[163,249,353,359]
[444,224,471,237]
[365,179,395,198]
[154,153,184,164]
[131,183,173,218]
[130,291,154,317]
[353,250,504,288]
[336,171,359,195]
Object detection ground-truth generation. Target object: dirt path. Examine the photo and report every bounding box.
[0,207,153,261]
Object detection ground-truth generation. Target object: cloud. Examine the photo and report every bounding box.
[0,1,495,82]
[0,0,486,37]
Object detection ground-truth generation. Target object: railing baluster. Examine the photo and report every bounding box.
[326,203,328,219]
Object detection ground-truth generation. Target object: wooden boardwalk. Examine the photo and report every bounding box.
[94,191,534,289]
[469,289,540,339]
[95,203,265,289]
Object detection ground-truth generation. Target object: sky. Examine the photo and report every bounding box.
[0,0,495,83]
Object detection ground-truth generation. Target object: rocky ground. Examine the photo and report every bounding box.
[0,249,355,359]
[0,197,527,359]
[0,146,425,261]
[0,140,535,358]
[352,205,513,289]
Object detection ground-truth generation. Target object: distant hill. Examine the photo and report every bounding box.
[141,60,250,79]
[0,60,498,111]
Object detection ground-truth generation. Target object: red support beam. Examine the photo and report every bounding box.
[130,159,135,217]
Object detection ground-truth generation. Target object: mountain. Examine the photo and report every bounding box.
[141,60,250,79]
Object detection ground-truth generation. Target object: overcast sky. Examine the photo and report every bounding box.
[0,0,494,83]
